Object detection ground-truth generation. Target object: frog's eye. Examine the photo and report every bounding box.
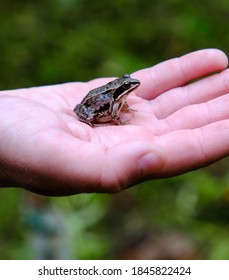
[123,82,131,89]
[123,74,130,79]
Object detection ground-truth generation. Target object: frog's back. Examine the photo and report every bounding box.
[80,83,115,104]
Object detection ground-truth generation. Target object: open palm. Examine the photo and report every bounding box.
[0,49,229,195]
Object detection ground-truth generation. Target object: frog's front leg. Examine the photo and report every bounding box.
[112,116,126,125]
[111,101,132,125]
[122,101,137,113]
[111,112,129,125]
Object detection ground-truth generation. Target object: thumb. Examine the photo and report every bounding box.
[106,141,166,192]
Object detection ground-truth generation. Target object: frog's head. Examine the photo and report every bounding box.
[114,74,140,100]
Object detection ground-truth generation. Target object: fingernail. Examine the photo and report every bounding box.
[138,152,165,177]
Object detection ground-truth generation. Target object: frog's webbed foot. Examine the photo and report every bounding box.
[111,115,129,125]
[122,101,137,113]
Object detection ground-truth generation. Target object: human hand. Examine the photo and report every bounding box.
[0,49,228,195]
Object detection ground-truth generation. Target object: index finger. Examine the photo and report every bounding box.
[133,48,228,100]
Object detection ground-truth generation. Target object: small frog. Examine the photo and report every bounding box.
[73,74,140,126]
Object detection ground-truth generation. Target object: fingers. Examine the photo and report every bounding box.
[134,49,228,100]
[153,68,229,119]
[163,94,229,131]
[153,120,229,177]
[156,93,229,133]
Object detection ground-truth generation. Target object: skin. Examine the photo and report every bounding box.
[0,49,228,196]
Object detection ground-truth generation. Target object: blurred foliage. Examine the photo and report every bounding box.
[1,0,229,88]
[0,0,229,260]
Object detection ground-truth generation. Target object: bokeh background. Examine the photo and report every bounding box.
[1,0,229,259]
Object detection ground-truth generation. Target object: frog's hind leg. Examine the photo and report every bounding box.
[75,114,93,126]
[73,105,93,127]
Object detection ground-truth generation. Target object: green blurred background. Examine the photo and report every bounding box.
[1,0,229,259]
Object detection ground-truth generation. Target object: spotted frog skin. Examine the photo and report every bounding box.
[73,74,140,126]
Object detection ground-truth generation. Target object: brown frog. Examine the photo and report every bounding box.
[73,74,140,126]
